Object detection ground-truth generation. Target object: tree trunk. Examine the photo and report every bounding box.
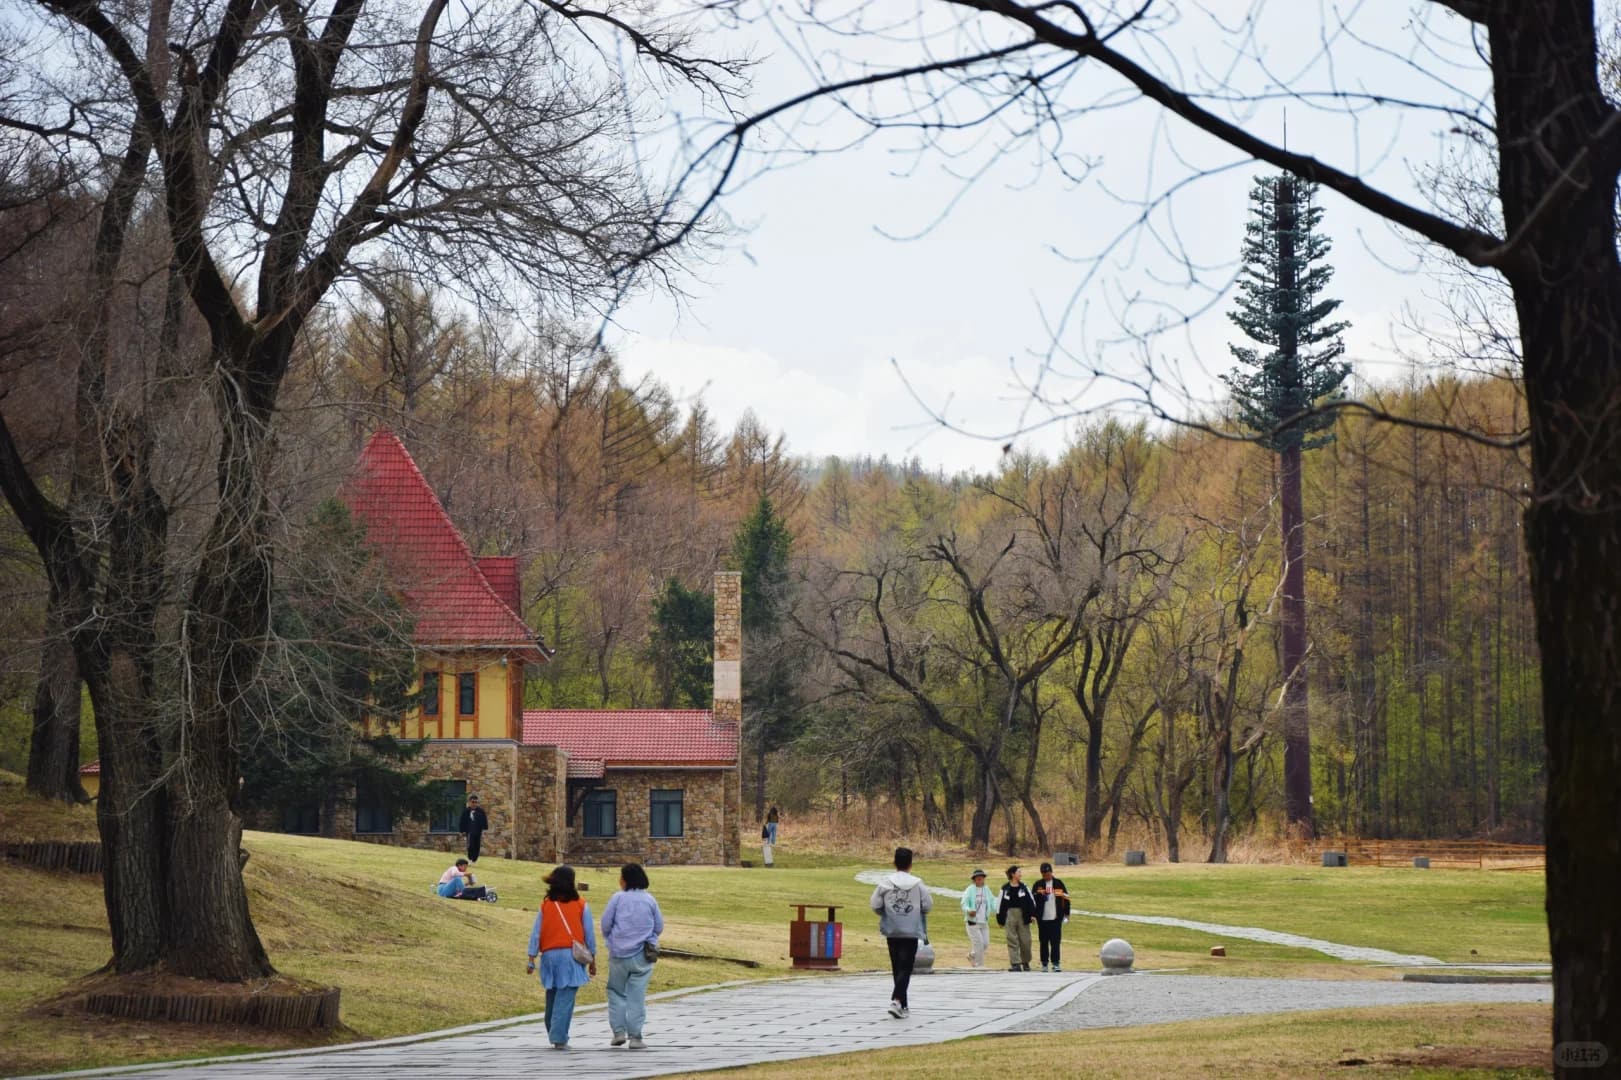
[1207,725,1233,864]
[1488,5,1621,1064]
[1082,707,1104,845]
[26,585,86,803]
[1279,439,1313,835]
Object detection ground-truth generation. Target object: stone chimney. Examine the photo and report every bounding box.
[713,571,742,727]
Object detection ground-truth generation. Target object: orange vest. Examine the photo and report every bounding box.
[538,898,588,952]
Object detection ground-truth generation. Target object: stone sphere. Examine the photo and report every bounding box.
[1099,938,1135,973]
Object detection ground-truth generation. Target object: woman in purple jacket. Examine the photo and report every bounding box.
[599,862,664,1049]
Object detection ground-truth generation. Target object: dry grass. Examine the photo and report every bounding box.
[0,770,100,843]
[674,1003,1553,1079]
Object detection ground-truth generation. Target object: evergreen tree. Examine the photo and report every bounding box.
[729,496,804,818]
[648,578,715,709]
[240,499,436,833]
[1222,175,1350,837]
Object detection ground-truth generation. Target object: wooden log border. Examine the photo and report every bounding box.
[2,840,103,874]
[76,987,341,1030]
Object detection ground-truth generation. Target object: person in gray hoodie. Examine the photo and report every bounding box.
[869,846,933,1019]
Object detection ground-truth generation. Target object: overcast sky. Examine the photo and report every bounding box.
[606,2,1498,474]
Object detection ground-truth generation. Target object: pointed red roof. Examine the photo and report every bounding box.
[341,430,545,658]
[522,710,738,766]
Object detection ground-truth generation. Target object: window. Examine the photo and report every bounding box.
[582,790,617,838]
[422,670,440,716]
[355,786,393,834]
[282,803,319,835]
[429,779,467,833]
[650,789,684,838]
[457,672,476,717]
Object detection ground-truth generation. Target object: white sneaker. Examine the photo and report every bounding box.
[899,1005,910,1018]
[628,1036,645,1049]
[886,1000,903,1018]
[611,1032,626,1046]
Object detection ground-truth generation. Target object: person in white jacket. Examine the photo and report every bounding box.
[869,847,933,1018]
[959,869,994,967]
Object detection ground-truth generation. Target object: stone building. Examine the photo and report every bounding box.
[255,429,741,866]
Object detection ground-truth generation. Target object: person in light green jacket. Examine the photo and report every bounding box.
[959,869,995,967]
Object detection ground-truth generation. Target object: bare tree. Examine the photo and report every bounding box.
[0,0,735,982]
[668,1,1616,1055]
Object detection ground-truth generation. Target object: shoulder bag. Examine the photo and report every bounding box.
[551,899,595,967]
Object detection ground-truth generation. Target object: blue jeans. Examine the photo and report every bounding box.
[607,950,655,1037]
[766,822,779,844]
[544,986,578,1045]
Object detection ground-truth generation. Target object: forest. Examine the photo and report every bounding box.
[0,274,1541,857]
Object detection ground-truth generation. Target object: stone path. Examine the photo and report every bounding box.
[1011,973,1552,1032]
[853,871,1441,965]
[29,969,1556,1080]
[35,971,1099,1080]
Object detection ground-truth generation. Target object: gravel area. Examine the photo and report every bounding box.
[1011,974,1552,1032]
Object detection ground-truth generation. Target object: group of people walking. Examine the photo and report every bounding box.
[977,862,1069,971]
[872,850,1076,1020]
[525,863,664,1050]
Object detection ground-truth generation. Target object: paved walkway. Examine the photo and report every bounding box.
[39,971,1099,1080]
[33,970,1554,1080]
[1012,973,1552,1032]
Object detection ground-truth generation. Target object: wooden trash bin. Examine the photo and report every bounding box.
[789,904,843,970]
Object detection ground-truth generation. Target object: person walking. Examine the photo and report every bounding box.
[1033,861,1071,972]
[600,863,663,1050]
[997,865,1037,971]
[526,865,596,1049]
[459,793,489,862]
[869,846,932,1019]
[959,869,995,968]
[765,805,780,845]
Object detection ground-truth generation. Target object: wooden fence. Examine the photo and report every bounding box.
[1333,838,1544,871]
[2,840,103,874]
[79,986,341,1030]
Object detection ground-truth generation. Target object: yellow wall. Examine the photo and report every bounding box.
[402,655,514,740]
[81,774,100,799]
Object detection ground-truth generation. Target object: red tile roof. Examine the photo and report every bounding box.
[80,760,100,775]
[341,430,545,658]
[522,710,739,767]
[566,758,606,779]
[477,557,521,613]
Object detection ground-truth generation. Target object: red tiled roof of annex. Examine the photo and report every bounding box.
[522,710,738,767]
[340,430,544,657]
[80,760,100,775]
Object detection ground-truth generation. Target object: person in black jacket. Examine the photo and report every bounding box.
[996,865,1037,971]
[1032,861,1072,971]
[459,793,489,862]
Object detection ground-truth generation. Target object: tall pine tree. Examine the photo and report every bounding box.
[730,496,803,819]
[1223,175,1350,837]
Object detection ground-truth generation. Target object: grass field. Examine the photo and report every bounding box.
[0,776,1550,1076]
[674,1003,1553,1079]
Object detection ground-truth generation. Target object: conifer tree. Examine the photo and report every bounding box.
[1223,175,1350,836]
[730,496,804,818]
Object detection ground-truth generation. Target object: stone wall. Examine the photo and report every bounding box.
[513,744,567,864]
[348,740,521,858]
[565,768,731,865]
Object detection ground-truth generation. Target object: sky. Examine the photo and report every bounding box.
[606,1,1500,474]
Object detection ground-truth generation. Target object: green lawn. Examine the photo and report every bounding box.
[0,775,1549,1077]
